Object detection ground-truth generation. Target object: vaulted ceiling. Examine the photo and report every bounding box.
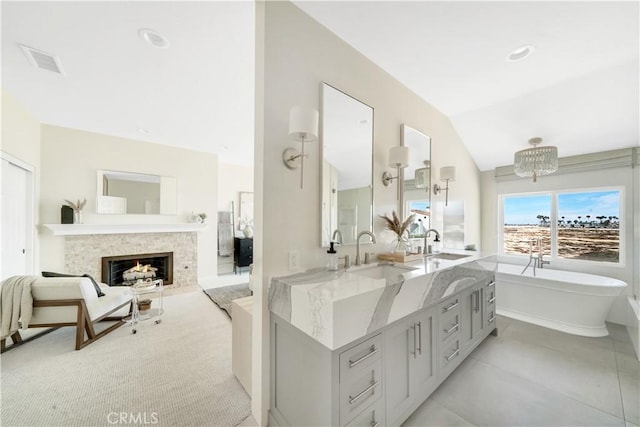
[2,2,638,171]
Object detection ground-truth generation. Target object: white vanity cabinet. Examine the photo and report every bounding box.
[384,307,437,426]
[269,260,497,427]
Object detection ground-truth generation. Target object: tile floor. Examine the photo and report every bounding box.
[404,316,640,427]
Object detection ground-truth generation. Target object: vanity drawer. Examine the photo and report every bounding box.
[340,334,382,381]
[344,393,385,427]
[339,359,383,426]
[439,297,461,315]
[440,311,461,343]
[439,338,462,379]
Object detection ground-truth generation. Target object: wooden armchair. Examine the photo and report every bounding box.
[1,276,133,352]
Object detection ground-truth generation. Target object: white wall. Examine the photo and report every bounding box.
[480,151,637,325]
[1,90,42,273]
[253,2,482,424]
[39,124,219,281]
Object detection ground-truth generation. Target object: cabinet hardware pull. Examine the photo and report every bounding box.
[417,321,422,355]
[487,281,495,287]
[348,380,379,404]
[443,301,459,312]
[488,296,496,304]
[445,348,460,362]
[444,323,459,334]
[474,290,481,313]
[348,346,379,368]
[488,315,496,323]
[411,325,417,358]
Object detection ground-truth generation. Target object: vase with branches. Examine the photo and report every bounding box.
[65,198,87,224]
[379,211,415,254]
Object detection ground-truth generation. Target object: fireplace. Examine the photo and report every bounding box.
[102,252,173,286]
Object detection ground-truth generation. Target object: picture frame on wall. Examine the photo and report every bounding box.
[239,192,254,231]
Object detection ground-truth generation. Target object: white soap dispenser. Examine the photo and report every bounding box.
[327,242,338,271]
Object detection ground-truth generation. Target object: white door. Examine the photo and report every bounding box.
[1,158,30,279]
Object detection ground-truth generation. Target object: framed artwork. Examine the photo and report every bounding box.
[239,192,254,230]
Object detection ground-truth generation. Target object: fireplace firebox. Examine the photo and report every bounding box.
[102,252,173,286]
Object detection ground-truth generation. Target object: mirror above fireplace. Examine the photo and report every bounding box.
[96,170,177,215]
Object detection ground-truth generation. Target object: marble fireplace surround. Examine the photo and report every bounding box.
[41,224,205,288]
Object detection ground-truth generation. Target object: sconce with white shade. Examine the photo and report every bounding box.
[513,137,558,182]
[283,106,319,189]
[433,166,455,206]
[382,146,409,199]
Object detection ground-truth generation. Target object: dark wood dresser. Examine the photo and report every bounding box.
[234,237,253,274]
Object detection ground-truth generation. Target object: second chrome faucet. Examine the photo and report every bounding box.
[355,231,376,266]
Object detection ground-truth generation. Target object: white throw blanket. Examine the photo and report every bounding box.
[0,275,38,339]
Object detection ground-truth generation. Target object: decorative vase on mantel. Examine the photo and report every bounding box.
[74,210,83,224]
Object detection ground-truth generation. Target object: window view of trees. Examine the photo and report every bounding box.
[557,191,620,262]
[502,190,621,263]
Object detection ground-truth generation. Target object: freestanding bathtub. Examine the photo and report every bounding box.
[496,263,627,337]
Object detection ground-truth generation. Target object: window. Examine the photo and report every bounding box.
[557,190,620,262]
[406,200,429,238]
[501,189,622,264]
[503,194,551,256]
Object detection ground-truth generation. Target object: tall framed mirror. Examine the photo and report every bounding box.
[321,83,374,247]
[401,125,432,239]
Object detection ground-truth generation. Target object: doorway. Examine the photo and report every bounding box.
[1,153,35,280]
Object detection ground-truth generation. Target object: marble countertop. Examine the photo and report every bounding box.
[269,249,497,350]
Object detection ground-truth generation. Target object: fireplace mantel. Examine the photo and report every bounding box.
[41,223,207,236]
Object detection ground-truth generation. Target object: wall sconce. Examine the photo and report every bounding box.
[414,160,431,191]
[382,146,409,199]
[283,106,319,189]
[433,166,455,206]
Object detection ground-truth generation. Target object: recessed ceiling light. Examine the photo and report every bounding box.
[506,45,535,62]
[137,128,150,135]
[138,28,170,49]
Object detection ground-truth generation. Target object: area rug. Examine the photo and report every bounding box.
[204,283,252,318]
[0,291,251,427]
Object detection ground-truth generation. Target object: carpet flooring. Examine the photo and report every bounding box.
[0,290,251,427]
[204,284,252,318]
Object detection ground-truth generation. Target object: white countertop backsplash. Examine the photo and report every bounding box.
[269,249,497,350]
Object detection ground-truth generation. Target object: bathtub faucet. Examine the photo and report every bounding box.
[535,237,550,269]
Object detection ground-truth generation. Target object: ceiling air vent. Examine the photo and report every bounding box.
[19,44,65,75]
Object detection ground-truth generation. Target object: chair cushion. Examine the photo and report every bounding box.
[42,271,105,297]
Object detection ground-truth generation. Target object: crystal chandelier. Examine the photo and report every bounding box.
[514,137,558,182]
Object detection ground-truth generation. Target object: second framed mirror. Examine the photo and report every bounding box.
[401,124,432,239]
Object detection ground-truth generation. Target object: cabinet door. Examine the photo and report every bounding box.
[412,308,437,398]
[384,309,437,426]
[384,317,414,426]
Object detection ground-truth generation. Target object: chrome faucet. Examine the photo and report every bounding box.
[331,229,343,244]
[355,231,377,266]
[423,229,441,255]
[521,237,549,276]
[536,237,550,269]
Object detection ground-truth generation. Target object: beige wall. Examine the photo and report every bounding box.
[39,125,219,281]
[1,90,41,169]
[252,2,482,423]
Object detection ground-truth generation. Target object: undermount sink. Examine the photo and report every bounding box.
[350,264,417,280]
[428,252,471,261]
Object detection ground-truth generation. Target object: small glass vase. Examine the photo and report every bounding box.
[74,210,83,224]
[393,235,410,255]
